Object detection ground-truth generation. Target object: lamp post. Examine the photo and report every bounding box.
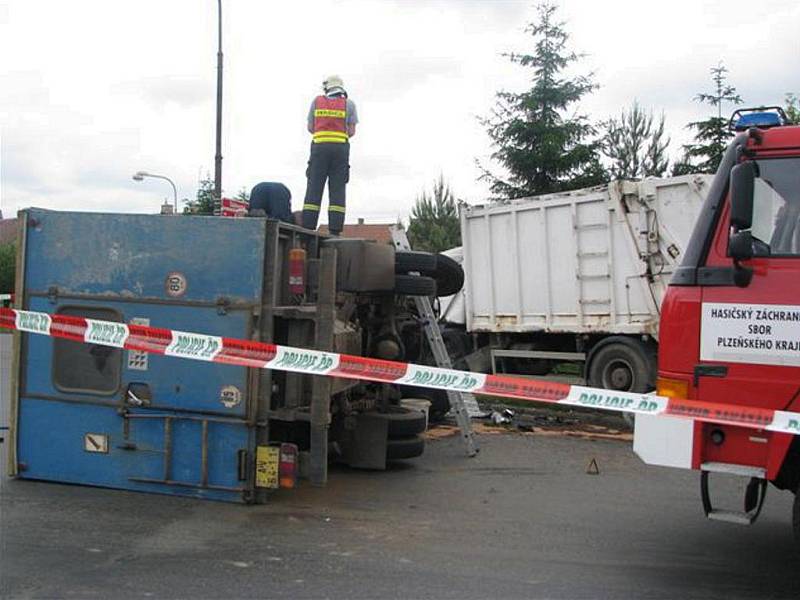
[213,0,223,213]
[132,171,178,213]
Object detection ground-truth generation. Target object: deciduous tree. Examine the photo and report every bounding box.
[0,243,15,293]
[785,93,800,125]
[182,177,216,215]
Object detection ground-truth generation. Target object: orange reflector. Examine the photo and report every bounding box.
[656,377,689,399]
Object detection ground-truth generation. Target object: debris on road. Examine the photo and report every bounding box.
[424,422,632,443]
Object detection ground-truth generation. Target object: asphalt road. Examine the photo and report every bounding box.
[1,430,799,600]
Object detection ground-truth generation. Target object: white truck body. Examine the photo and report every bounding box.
[459,175,713,338]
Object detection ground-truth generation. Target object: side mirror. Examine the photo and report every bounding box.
[730,161,757,230]
[729,230,753,261]
[729,231,754,288]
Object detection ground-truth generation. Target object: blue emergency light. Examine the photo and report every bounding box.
[729,107,790,131]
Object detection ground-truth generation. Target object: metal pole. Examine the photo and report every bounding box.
[214,0,223,213]
[309,247,337,486]
[161,177,178,212]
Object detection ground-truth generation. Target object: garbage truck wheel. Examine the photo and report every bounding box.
[395,274,437,297]
[587,338,654,393]
[386,435,425,460]
[395,250,437,274]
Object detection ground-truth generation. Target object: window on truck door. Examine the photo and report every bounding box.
[52,306,123,395]
[747,158,800,257]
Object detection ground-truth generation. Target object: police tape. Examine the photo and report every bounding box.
[2,307,799,436]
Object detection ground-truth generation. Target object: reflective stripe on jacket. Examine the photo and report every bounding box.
[312,96,348,144]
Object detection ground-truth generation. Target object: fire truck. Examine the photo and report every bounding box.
[634,108,800,539]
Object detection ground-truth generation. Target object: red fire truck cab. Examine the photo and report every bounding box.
[633,108,800,539]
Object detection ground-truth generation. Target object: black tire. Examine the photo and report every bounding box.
[395,274,437,297]
[426,389,451,421]
[364,406,427,437]
[587,338,655,393]
[386,435,425,460]
[397,385,450,422]
[432,253,465,297]
[395,250,437,274]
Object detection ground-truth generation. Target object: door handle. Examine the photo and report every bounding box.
[126,382,153,407]
[693,364,728,387]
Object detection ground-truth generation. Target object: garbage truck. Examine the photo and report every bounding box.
[6,210,457,502]
[633,107,800,538]
[435,174,713,400]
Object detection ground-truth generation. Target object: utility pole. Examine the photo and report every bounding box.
[213,0,223,214]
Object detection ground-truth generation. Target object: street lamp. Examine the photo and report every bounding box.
[132,171,178,213]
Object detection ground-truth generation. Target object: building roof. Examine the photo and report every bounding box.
[318,221,395,244]
[0,218,17,245]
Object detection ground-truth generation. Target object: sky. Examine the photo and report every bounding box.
[1,0,799,224]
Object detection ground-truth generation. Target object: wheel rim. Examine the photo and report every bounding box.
[601,358,634,391]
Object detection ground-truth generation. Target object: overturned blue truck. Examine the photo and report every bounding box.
[7,209,462,502]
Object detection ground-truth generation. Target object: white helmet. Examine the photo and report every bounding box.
[323,74,345,94]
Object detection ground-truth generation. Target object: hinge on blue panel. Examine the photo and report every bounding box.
[47,286,58,304]
[216,297,230,315]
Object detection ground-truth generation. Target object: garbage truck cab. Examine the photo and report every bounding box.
[634,108,800,537]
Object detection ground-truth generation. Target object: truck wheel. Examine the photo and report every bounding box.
[398,386,451,422]
[395,250,437,274]
[364,406,427,437]
[587,339,654,393]
[395,274,437,297]
[432,253,465,297]
[387,435,425,460]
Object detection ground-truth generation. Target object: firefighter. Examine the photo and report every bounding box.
[248,181,293,223]
[302,75,358,236]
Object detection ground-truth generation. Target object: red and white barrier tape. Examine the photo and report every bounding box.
[2,307,799,436]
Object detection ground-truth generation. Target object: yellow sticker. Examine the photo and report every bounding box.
[255,446,280,489]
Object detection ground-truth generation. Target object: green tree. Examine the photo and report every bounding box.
[480,2,606,198]
[601,102,670,179]
[0,243,15,293]
[182,177,216,215]
[235,187,250,203]
[407,175,461,253]
[785,93,800,124]
[673,62,742,175]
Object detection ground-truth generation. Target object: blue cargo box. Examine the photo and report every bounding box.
[12,209,283,502]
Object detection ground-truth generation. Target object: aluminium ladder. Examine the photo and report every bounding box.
[390,226,479,457]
